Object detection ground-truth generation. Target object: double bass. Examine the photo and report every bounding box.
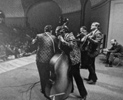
[44,26,72,100]
[27,32,72,100]
[48,52,72,100]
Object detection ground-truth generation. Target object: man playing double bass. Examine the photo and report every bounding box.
[58,26,87,100]
[84,22,103,84]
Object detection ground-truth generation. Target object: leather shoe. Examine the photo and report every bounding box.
[109,64,113,67]
[105,64,109,67]
[105,64,113,67]
[69,94,87,100]
[87,80,96,84]
[79,95,87,100]
[44,94,51,100]
[40,90,51,100]
[84,78,90,81]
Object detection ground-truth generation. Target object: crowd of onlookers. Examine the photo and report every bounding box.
[0,10,37,61]
[0,26,37,61]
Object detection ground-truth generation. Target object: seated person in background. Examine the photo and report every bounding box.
[103,39,123,67]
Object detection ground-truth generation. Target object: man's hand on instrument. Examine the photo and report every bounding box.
[81,35,88,42]
[32,39,36,44]
[58,35,67,45]
[81,37,85,42]
[59,36,64,42]
[58,35,62,40]
[87,36,98,43]
[87,35,93,39]
[86,36,92,42]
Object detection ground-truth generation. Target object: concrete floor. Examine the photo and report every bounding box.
[0,54,123,100]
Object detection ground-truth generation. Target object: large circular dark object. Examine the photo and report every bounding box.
[26,1,61,32]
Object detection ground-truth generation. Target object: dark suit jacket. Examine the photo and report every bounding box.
[33,32,58,63]
[87,29,103,57]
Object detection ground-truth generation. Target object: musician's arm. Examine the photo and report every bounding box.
[88,32,102,43]
[32,35,38,44]
[107,46,114,52]
[109,45,121,53]
[76,33,81,39]
[58,35,74,48]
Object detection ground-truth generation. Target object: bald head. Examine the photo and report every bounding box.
[110,39,117,45]
[91,22,100,30]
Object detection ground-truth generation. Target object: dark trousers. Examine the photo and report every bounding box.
[71,63,87,98]
[87,56,97,82]
[81,51,88,68]
[106,52,110,63]
[106,52,122,64]
[36,61,50,94]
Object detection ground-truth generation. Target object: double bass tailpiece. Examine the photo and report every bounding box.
[50,92,65,100]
